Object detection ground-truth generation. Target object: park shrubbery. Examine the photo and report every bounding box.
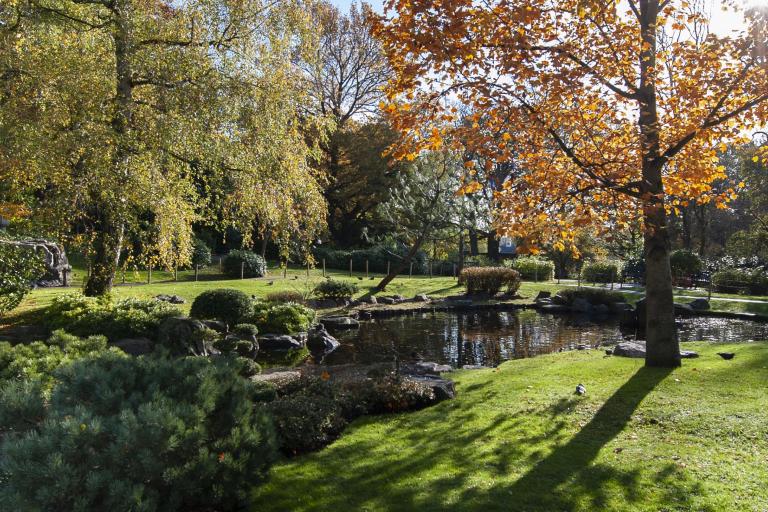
[0,353,278,511]
[712,268,768,295]
[266,290,304,303]
[190,288,253,327]
[0,242,45,315]
[580,261,619,283]
[223,249,267,278]
[555,288,625,306]
[459,267,521,296]
[507,257,554,281]
[621,257,645,283]
[254,302,315,334]
[314,279,358,300]
[46,294,181,341]
[190,237,212,268]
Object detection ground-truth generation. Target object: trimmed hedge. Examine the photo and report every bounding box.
[223,250,266,278]
[314,279,358,300]
[506,257,554,281]
[712,268,768,295]
[458,267,521,296]
[581,261,619,283]
[190,288,252,327]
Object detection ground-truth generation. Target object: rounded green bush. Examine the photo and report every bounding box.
[0,353,277,511]
[190,288,252,327]
[223,250,266,278]
[233,323,259,337]
[314,279,358,300]
[191,237,212,268]
[506,257,554,281]
[669,250,702,280]
[259,303,315,335]
[580,261,619,283]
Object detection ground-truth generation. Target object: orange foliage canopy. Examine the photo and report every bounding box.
[371,0,768,253]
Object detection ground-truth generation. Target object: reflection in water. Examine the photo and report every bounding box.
[320,310,768,368]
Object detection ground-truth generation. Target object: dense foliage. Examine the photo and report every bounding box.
[266,290,304,303]
[458,267,521,296]
[712,269,768,295]
[0,354,278,511]
[223,250,267,278]
[251,302,316,335]
[191,237,212,268]
[0,242,45,315]
[507,257,554,281]
[190,288,253,327]
[669,250,702,281]
[555,288,625,306]
[46,294,181,341]
[314,279,359,300]
[580,261,619,284]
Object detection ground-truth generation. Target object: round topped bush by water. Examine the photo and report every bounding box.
[314,279,358,300]
[190,288,252,327]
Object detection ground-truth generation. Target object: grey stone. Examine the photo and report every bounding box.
[112,337,154,356]
[157,317,216,356]
[378,296,396,305]
[258,334,304,351]
[414,293,431,302]
[307,324,340,352]
[674,303,696,317]
[462,364,489,370]
[535,291,551,301]
[551,294,568,305]
[361,295,378,304]
[612,341,646,358]
[406,375,455,401]
[688,298,710,311]
[155,294,186,304]
[321,316,361,329]
[202,319,228,333]
[413,361,452,374]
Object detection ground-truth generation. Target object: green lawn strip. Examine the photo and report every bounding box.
[252,343,768,512]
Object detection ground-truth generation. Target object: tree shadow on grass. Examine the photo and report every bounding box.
[255,366,711,512]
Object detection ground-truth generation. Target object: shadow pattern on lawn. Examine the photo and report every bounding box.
[254,366,712,512]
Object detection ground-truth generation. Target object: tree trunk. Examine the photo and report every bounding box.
[487,231,499,261]
[84,211,124,296]
[469,229,479,256]
[376,232,427,291]
[639,0,679,367]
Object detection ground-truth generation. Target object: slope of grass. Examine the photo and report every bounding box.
[252,343,768,511]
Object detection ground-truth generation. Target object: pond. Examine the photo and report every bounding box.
[315,310,768,368]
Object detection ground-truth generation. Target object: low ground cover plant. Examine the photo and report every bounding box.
[459,267,521,296]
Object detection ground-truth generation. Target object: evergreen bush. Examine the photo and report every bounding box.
[0,353,277,511]
[580,261,619,283]
[507,257,554,281]
[191,237,212,268]
[458,267,521,296]
[669,249,702,281]
[190,288,252,327]
[555,288,625,306]
[223,249,266,278]
[257,303,315,334]
[314,279,358,300]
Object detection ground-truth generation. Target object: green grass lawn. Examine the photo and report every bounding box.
[252,343,768,511]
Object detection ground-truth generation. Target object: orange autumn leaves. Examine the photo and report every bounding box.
[371,0,768,251]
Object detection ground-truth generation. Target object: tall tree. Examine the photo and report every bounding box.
[373,0,768,367]
[0,0,327,295]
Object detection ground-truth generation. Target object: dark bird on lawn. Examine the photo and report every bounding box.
[717,352,735,360]
[370,277,375,280]
[267,281,274,286]
[575,383,586,396]
[293,275,299,280]
[605,349,613,356]
[357,276,363,280]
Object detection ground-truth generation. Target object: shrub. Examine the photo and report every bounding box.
[621,257,645,283]
[580,261,619,283]
[314,279,358,300]
[236,357,262,378]
[555,288,625,306]
[507,257,554,281]
[0,330,116,389]
[712,268,768,295]
[458,267,521,296]
[232,323,259,338]
[46,294,181,341]
[0,353,277,511]
[464,255,494,268]
[266,290,304,303]
[669,249,702,280]
[190,288,252,327]
[338,376,437,416]
[191,237,212,268]
[0,243,45,315]
[258,303,315,334]
[223,249,266,278]
[268,389,347,454]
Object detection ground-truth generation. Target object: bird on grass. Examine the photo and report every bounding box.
[717,352,735,360]
[575,383,586,396]
[267,281,274,286]
[605,349,613,356]
[293,275,299,280]
[357,276,363,281]
[369,277,375,280]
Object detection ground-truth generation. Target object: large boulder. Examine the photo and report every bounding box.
[688,298,710,311]
[258,334,305,351]
[157,317,216,356]
[534,291,551,302]
[0,238,71,287]
[307,324,340,352]
[321,316,360,330]
[674,303,695,317]
[406,375,456,401]
[612,341,647,358]
[155,294,186,304]
[112,337,154,356]
[413,293,431,302]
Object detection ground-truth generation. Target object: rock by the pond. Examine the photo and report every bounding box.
[361,295,378,304]
[321,316,360,329]
[378,296,397,305]
[157,317,215,356]
[414,293,431,302]
[571,297,593,313]
[155,294,186,304]
[406,375,456,401]
[358,310,373,320]
[551,294,569,306]
[612,341,647,358]
[258,334,305,351]
[202,319,228,333]
[534,291,552,301]
[674,303,695,317]
[688,298,710,311]
[412,361,452,374]
[0,238,71,286]
[307,324,340,352]
[462,364,490,370]
[112,337,154,356]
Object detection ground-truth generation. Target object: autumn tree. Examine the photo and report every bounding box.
[372,0,768,367]
[0,0,326,295]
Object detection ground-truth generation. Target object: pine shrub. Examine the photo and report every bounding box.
[314,279,358,300]
[223,249,266,278]
[190,288,252,327]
